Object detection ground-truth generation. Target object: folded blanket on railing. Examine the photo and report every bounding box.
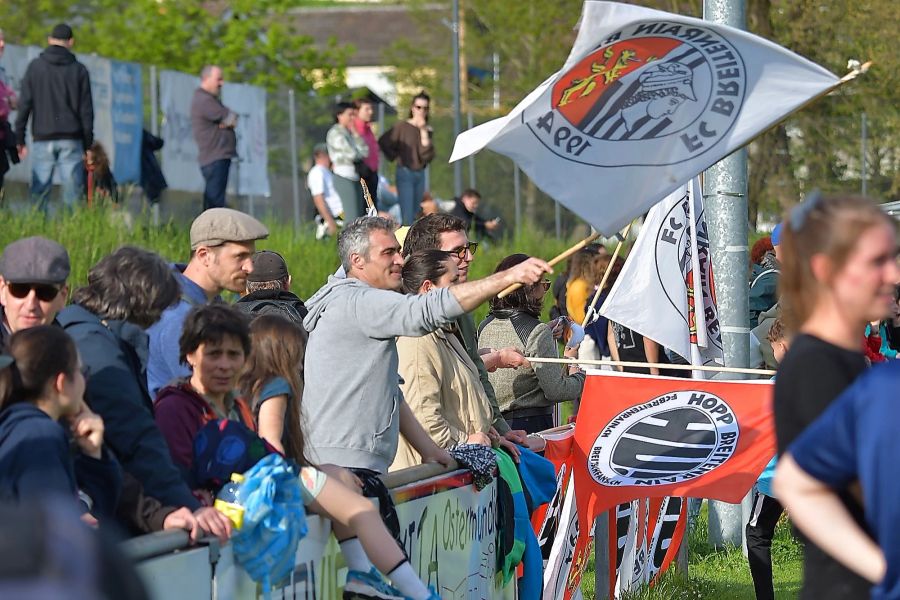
[232,454,307,597]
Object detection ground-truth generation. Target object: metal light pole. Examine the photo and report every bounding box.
[288,89,301,230]
[704,0,753,550]
[451,0,463,197]
[861,112,868,197]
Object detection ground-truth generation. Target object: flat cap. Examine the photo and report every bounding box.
[50,23,73,40]
[0,237,70,285]
[248,250,289,282]
[190,208,268,250]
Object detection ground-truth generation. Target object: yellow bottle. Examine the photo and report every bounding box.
[214,473,246,529]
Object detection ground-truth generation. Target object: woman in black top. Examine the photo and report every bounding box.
[774,193,899,599]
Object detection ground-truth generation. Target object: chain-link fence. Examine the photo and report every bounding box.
[3,45,896,238]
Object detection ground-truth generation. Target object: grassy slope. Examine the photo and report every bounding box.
[582,502,802,600]
[0,206,577,325]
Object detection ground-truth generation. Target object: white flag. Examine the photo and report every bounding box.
[599,178,723,375]
[450,1,839,234]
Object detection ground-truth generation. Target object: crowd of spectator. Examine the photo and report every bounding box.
[0,204,585,599]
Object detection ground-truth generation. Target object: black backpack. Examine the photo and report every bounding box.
[235,299,306,328]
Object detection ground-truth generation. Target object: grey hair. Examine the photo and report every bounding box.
[200,65,219,80]
[338,216,395,272]
[246,277,288,293]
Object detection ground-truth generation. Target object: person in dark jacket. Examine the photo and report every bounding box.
[14,23,93,210]
[57,247,198,510]
[235,250,307,325]
[448,189,500,242]
[140,129,167,203]
[0,326,120,519]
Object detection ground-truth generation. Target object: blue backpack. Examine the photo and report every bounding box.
[192,418,276,492]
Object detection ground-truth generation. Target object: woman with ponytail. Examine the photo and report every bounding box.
[0,326,121,518]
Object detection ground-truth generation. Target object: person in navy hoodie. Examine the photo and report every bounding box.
[0,326,120,518]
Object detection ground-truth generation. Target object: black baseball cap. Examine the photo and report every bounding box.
[248,251,288,282]
[0,237,71,285]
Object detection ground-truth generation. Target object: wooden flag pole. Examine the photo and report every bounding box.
[360,178,377,217]
[580,221,634,328]
[527,355,776,377]
[497,231,602,299]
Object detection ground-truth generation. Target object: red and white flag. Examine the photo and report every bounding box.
[450,1,839,234]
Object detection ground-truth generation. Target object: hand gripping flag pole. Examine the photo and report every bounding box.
[496,230,602,299]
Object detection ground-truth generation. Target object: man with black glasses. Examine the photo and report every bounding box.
[402,214,531,454]
[0,236,69,348]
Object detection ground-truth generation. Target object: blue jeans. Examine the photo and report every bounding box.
[395,165,425,226]
[30,139,85,211]
[201,158,231,210]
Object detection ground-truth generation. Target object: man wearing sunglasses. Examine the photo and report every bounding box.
[0,236,69,349]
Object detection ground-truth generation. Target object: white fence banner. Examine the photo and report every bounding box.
[159,69,204,193]
[222,82,270,197]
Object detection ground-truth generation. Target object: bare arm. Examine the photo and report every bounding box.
[312,193,338,235]
[256,395,287,454]
[643,337,661,376]
[607,322,622,371]
[775,454,885,584]
[450,257,551,313]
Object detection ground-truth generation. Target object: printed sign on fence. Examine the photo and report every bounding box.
[160,69,204,193]
[207,469,513,599]
[160,70,271,197]
[110,60,143,183]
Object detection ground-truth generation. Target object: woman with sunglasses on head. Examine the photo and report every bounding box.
[771,193,900,599]
[378,91,435,226]
[478,253,586,433]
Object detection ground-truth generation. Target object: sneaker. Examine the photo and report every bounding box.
[343,567,404,600]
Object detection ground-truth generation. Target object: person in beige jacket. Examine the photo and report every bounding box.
[391,250,494,471]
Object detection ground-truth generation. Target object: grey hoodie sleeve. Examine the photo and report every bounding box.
[356,287,465,339]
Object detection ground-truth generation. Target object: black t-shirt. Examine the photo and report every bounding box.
[610,321,685,377]
[774,333,871,599]
[774,334,867,454]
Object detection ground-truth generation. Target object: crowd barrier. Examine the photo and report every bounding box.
[125,461,516,600]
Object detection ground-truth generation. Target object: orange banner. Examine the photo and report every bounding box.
[567,372,774,593]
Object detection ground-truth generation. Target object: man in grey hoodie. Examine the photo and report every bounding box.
[303,216,551,473]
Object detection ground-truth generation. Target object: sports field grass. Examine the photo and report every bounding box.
[581,502,802,599]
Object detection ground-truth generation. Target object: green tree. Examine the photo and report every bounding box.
[0,0,349,92]
[385,0,897,233]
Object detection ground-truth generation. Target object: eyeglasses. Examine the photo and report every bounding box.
[537,279,552,292]
[448,242,478,260]
[413,104,430,111]
[6,283,61,302]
